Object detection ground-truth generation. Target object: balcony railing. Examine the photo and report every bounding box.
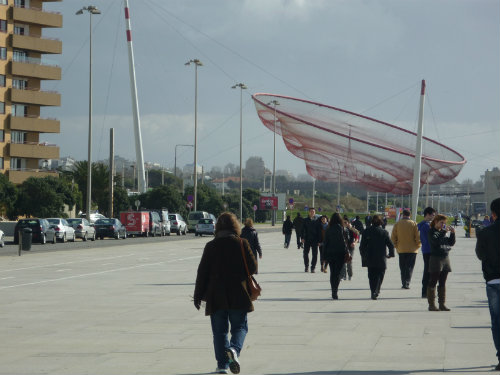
[12,55,60,67]
[13,4,62,15]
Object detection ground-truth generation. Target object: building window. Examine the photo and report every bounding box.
[12,104,27,116]
[13,50,27,62]
[11,131,26,144]
[0,102,4,114]
[14,0,28,8]
[0,1,7,6]
[0,75,5,87]
[0,157,3,170]
[10,157,26,170]
[14,26,25,35]
[12,78,27,89]
[0,47,6,60]
[0,130,4,142]
[0,20,6,33]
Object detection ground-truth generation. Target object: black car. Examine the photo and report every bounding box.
[14,218,56,244]
[94,218,127,239]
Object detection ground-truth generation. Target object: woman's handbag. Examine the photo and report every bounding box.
[240,239,262,301]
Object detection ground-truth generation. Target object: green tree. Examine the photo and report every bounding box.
[0,173,18,219]
[113,186,131,218]
[143,185,184,213]
[16,176,76,217]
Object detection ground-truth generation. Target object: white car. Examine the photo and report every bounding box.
[195,218,215,236]
[0,229,4,247]
[47,218,76,242]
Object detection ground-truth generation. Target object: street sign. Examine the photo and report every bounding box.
[134,200,140,210]
[289,204,294,209]
[253,205,258,211]
[318,207,322,212]
[187,195,194,202]
[289,198,294,204]
[305,205,309,211]
[186,202,193,209]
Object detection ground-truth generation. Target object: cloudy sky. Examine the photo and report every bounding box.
[42,0,499,184]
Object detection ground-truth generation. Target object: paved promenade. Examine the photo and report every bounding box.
[0,225,496,374]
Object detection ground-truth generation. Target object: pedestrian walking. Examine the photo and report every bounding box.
[475,198,500,371]
[352,215,364,235]
[382,216,388,229]
[391,209,421,289]
[323,213,349,299]
[359,215,395,300]
[418,207,436,298]
[483,215,492,227]
[193,212,258,374]
[282,215,293,248]
[427,214,455,312]
[241,218,262,273]
[293,213,304,249]
[318,215,329,273]
[365,213,373,229]
[301,208,321,272]
[340,219,356,280]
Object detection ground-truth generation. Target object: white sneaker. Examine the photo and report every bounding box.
[215,368,228,374]
[225,347,240,374]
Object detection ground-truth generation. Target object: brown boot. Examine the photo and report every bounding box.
[427,287,439,311]
[438,285,450,311]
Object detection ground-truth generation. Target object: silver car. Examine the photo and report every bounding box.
[67,218,96,241]
[0,229,4,247]
[168,213,187,235]
[47,218,76,242]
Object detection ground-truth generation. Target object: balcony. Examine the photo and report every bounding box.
[11,33,62,54]
[8,169,58,184]
[9,142,59,160]
[12,6,63,28]
[11,58,61,80]
[11,87,60,106]
[10,115,60,133]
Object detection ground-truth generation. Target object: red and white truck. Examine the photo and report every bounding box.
[120,211,150,237]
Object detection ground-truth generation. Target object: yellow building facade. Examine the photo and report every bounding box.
[0,0,62,184]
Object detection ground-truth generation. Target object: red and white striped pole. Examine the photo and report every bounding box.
[124,0,146,193]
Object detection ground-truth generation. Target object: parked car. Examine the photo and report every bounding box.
[153,209,171,236]
[47,218,76,243]
[149,211,162,237]
[120,211,150,237]
[80,211,106,224]
[195,218,215,236]
[0,229,4,247]
[187,211,210,232]
[14,218,56,245]
[168,213,187,235]
[66,218,96,241]
[94,218,127,239]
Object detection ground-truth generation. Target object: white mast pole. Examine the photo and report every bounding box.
[411,79,426,221]
[124,0,146,193]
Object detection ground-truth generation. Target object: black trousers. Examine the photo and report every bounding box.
[328,258,345,295]
[368,267,386,295]
[295,230,302,248]
[398,253,417,287]
[303,241,318,270]
[421,253,430,295]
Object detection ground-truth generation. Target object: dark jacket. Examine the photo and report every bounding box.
[194,234,257,316]
[428,227,455,257]
[365,215,372,229]
[475,219,500,282]
[323,224,348,261]
[241,226,262,257]
[359,225,394,268]
[293,216,304,234]
[282,219,293,235]
[352,218,364,234]
[343,226,356,250]
[302,216,321,244]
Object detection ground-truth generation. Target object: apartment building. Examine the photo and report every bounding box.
[0,0,62,184]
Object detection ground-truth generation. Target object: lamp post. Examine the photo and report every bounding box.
[232,83,247,222]
[76,5,101,219]
[185,59,202,211]
[174,144,194,178]
[267,100,279,226]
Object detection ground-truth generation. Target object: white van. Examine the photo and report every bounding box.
[187,211,210,232]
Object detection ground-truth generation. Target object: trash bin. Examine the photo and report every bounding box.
[21,228,32,251]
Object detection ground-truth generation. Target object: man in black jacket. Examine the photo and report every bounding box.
[352,216,364,235]
[301,208,321,272]
[476,198,500,371]
[293,213,304,249]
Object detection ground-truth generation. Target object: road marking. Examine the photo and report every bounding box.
[56,269,72,272]
[0,276,14,280]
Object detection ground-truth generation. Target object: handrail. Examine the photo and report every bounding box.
[11,87,59,94]
[13,4,62,15]
[12,55,60,67]
[10,141,57,147]
[14,32,60,42]
[11,114,58,121]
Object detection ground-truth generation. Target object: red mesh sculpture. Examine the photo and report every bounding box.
[252,93,466,194]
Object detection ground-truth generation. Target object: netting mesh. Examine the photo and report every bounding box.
[252,93,466,194]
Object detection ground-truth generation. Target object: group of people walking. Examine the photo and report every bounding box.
[192,197,500,373]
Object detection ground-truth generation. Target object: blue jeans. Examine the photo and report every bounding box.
[210,309,248,369]
[486,283,500,359]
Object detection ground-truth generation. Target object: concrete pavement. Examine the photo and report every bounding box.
[0,225,496,374]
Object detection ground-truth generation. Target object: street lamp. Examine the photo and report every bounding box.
[174,144,194,178]
[267,100,279,226]
[76,5,101,219]
[232,82,247,222]
[185,59,202,212]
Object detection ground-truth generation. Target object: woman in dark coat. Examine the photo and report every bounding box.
[194,212,257,374]
[240,218,262,272]
[427,214,455,311]
[323,213,349,299]
[359,215,395,300]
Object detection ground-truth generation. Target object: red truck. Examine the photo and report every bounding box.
[120,211,150,237]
